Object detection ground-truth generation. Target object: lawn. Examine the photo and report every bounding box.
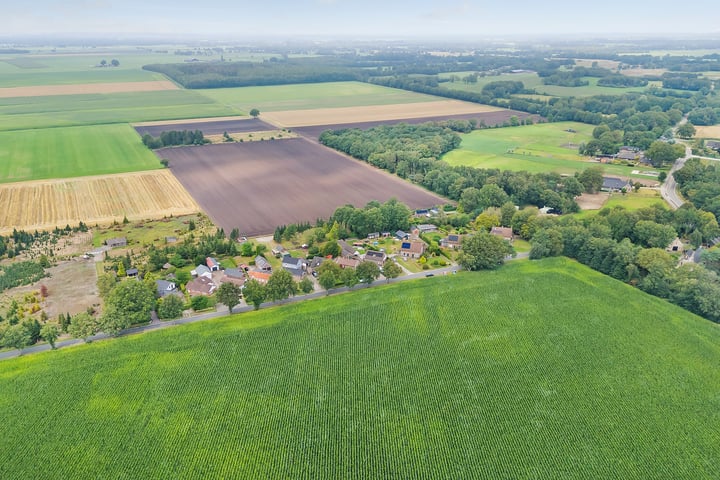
[0,90,238,131]
[1,258,718,478]
[575,189,666,218]
[442,121,642,177]
[196,81,440,112]
[0,124,162,182]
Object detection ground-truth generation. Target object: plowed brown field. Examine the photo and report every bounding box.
[261,100,502,127]
[0,80,178,98]
[0,170,199,234]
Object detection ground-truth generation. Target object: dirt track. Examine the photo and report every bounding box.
[0,80,179,98]
[160,139,446,236]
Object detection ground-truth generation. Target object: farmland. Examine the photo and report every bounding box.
[0,124,161,183]
[438,72,652,98]
[0,80,178,98]
[694,125,720,138]
[196,81,440,112]
[261,100,502,128]
[160,138,446,236]
[0,90,238,131]
[1,258,719,478]
[442,121,643,177]
[0,170,199,234]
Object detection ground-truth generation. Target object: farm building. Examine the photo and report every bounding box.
[490,227,514,242]
[367,232,380,239]
[221,268,246,287]
[186,276,217,296]
[206,257,221,271]
[412,224,437,236]
[255,256,272,272]
[400,241,426,259]
[666,237,684,253]
[106,237,127,248]
[191,265,212,279]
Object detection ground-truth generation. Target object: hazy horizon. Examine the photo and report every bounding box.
[5,0,720,40]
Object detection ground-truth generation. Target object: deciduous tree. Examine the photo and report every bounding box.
[68,312,98,342]
[382,259,402,282]
[157,295,185,320]
[217,282,242,313]
[458,232,514,271]
[356,261,380,285]
[243,279,266,310]
[40,323,59,349]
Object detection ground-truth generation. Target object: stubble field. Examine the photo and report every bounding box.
[0,170,199,234]
[160,139,446,236]
[694,125,720,138]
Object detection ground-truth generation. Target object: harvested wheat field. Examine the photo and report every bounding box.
[0,170,199,234]
[0,80,178,98]
[694,125,720,139]
[261,100,502,127]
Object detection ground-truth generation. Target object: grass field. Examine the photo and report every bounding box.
[0,124,160,182]
[0,90,238,131]
[1,258,718,478]
[442,122,642,177]
[197,81,440,112]
[694,125,720,139]
[575,189,666,218]
[439,72,651,97]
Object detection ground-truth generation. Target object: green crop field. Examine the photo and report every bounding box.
[197,81,440,112]
[443,121,643,177]
[0,124,161,182]
[439,72,650,97]
[0,90,238,131]
[1,258,718,479]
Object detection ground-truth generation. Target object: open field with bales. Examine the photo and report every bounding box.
[442,121,642,177]
[261,100,502,128]
[0,170,199,234]
[160,138,446,236]
[0,124,161,183]
[196,81,440,112]
[1,259,719,478]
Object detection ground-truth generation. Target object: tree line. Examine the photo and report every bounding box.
[142,130,208,149]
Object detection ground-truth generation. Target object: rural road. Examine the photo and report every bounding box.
[660,143,690,210]
[0,263,469,361]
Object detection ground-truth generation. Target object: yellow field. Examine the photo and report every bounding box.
[0,80,178,98]
[261,100,502,127]
[694,125,720,139]
[0,170,199,234]
[621,68,667,77]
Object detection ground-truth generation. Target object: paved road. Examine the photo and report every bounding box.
[660,143,690,210]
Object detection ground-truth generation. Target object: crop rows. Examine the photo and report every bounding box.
[0,259,718,478]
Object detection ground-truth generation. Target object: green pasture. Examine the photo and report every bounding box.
[1,258,718,478]
[439,72,650,97]
[443,121,642,177]
[197,81,439,112]
[0,124,161,183]
[0,90,238,131]
[575,189,667,218]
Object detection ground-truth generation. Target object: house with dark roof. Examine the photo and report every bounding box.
[186,276,217,296]
[106,237,127,248]
[220,268,246,287]
[601,177,633,192]
[363,250,387,267]
[706,140,720,151]
[155,280,181,298]
[281,254,305,278]
[206,257,221,271]
[414,224,437,235]
[440,234,462,249]
[338,240,358,258]
[395,230,409,240]
[400,241,425,259]
[255,255,272,272]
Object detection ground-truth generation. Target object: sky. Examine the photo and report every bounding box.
[4,0,720,39]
